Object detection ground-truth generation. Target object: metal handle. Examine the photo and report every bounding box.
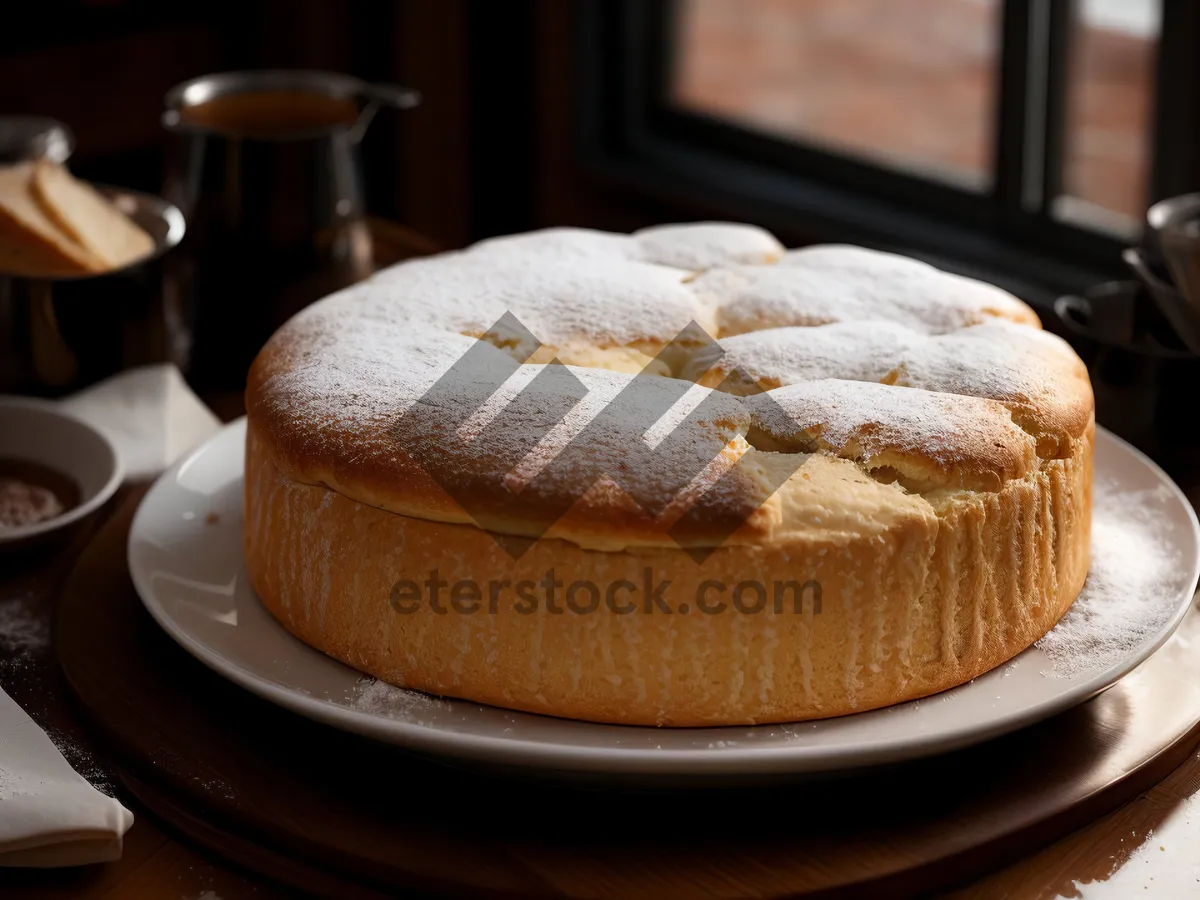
[1053,293,1092,329]
[360,83,421,110]
[346,83,421,144]
[1123,247,1200,354]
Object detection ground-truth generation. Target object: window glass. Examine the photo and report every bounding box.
[1055,0,1160,234]
[672,0,1002,189]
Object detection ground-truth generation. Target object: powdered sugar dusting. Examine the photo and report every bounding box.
[465,226,638,262]
[686,318,926,388]
[345,676,450,723]
[41,726,116,797]
[0,766,31,801]
[701,319,1082,402]
[362,252,709,347]
[693,318,1089,451]
[260,225,1041,451]
[750,378,1028,469]
[633,221,784,270]
[259,251,717,435]
[1037,482,1193,679]
[0,592,50,675]
[704,244,1037,337]
[252,222,1061,532]
[465,222,785,272]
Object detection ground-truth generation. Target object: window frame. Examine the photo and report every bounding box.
[575,0,1200,307]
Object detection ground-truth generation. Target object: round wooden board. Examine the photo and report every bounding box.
[55,489,1200,899]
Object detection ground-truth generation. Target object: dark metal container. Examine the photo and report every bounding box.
[160,69,420,390]
[0,188,187,397]
[1053,280,1200,471]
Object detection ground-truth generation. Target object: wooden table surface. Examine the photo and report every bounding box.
[3,391,1200,900]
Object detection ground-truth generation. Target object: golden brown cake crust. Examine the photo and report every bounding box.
[243,224,1095,725]
[244,417,1093,726]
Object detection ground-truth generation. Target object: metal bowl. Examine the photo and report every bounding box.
[0,186,187,397]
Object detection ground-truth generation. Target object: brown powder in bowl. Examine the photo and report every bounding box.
[0,459,80,530]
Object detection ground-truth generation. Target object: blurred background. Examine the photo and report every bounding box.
[2,0,1199,456]
[3,0,1186,283]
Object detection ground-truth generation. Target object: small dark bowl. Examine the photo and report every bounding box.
[1054,281,1200,464]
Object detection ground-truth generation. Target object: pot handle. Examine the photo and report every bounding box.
[1124,247,1200,354]
[1052,293,1092,331]
[347,83,421,144]
[361,83,421,110]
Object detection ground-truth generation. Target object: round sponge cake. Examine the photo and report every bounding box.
[243,223,1093,726]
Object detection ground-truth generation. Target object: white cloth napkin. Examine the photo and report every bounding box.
[0,363,222,867]
[0,691,133,867]
[58,363,223,481]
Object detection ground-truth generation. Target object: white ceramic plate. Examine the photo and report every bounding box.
[128,419,1200,783]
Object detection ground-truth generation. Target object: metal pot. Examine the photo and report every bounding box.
[1053,280,1200,467]
[160,69,420,390]
[0,188,187,396]
[1137,193,1200,354]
